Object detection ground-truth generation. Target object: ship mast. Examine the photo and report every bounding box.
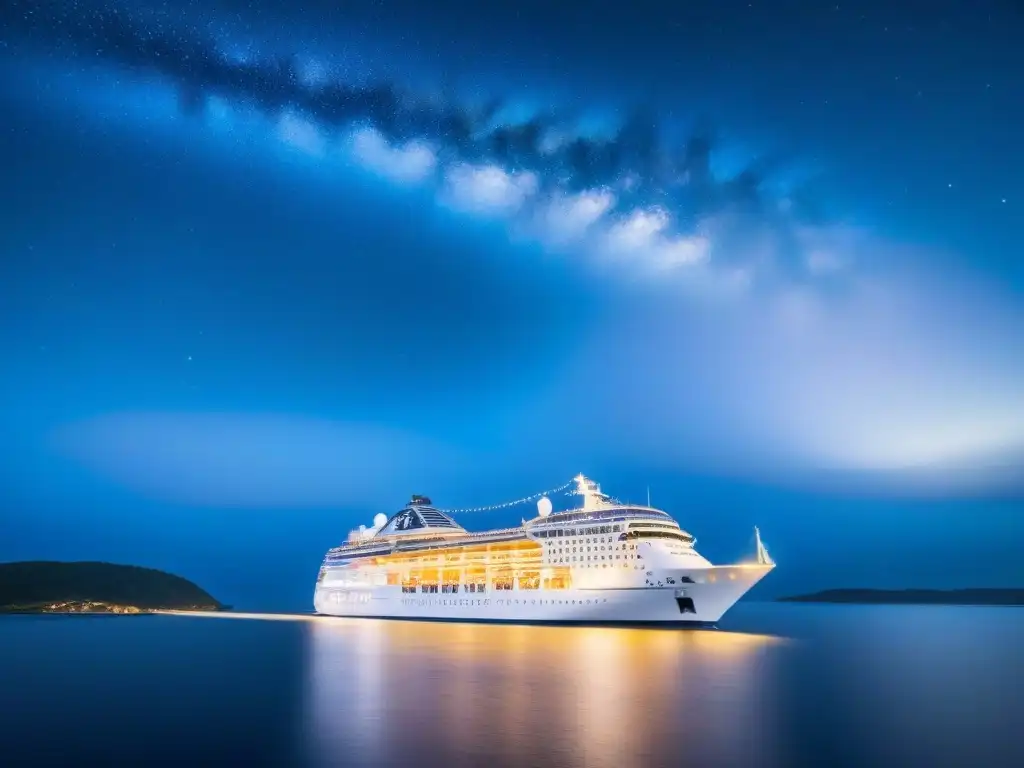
[574,474,609,511]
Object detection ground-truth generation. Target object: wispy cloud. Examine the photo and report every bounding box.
[522,265,1024,493]
[796,224,863,275]
[442,163,539,216]
[601,208,710,273]
[278,112,325,156]
[349,127,437,184]
[534,188,616,245]
[52,413,463,508]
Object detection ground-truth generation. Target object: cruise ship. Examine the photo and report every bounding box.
[313,474,775,625]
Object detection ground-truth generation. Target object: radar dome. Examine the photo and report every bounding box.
[373,513,388,529]
[537,496,553,517]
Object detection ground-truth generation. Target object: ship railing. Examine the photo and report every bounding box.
[530,508,673,526]
[464,526,525,537]
[393,529,526,554]
[327,542,392,555]
[525,514,680,535]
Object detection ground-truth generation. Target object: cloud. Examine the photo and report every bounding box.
[52,412,463,508]
[601,207,710,273]
[442,163,539,216]
[535,188,616,245]
[278,112,324,156]
[349,127,436,184]
[748,277,1024,475]
[606,208,670,252]
[655,235,711,269]
[519,264,1024,493]
[796,224,864,275]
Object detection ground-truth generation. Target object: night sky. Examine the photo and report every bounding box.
[2,0,1022,609]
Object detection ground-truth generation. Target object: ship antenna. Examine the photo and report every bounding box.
[647,486,651,507]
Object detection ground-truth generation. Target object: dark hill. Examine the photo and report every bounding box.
[0,561,224,613]
[778,588,1024,606]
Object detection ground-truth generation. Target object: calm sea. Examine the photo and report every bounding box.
[1,603,1021,767]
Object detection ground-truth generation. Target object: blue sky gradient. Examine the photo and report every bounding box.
[1,0,1022,609]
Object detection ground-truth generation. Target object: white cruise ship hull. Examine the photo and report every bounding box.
[315,475,777,627]
[314,564,772,626]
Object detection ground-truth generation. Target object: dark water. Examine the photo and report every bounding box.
[1,603,1022,767]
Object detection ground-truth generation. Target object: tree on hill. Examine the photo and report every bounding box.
[0,561,224,610]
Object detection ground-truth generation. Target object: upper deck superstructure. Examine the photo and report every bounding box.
[314,474,775,625]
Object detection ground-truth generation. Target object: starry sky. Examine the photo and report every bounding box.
[1,0,1022,609]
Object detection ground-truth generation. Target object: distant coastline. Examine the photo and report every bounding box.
[0,561,225,615]
[778,588,1024,606]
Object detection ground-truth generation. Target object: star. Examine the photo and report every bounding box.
[187,355,193,361]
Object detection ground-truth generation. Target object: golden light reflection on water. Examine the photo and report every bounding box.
[303,620,789,768]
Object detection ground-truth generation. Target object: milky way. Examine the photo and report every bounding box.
[5,0,835,284]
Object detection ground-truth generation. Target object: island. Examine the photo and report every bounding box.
[0,561,225,614]
[778,588,1024,606]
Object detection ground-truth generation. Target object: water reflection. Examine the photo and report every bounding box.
[4,606,1021,766]
[304,619,787,768]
